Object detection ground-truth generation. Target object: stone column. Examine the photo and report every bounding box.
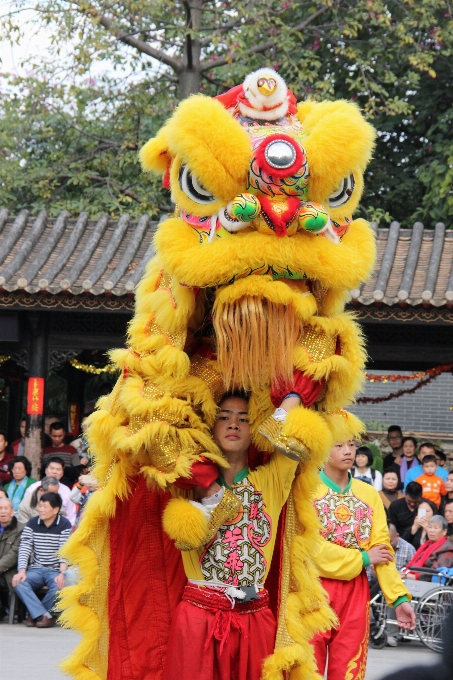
[24,313,49,479]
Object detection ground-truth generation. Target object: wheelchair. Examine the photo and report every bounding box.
[369,567,453,652]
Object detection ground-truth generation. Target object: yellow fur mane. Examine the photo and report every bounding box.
[61,81,376,680]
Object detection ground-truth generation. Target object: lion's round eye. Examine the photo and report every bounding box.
[328,174,355,208]
[178,164,216,204]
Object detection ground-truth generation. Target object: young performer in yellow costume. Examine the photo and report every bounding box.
[60,68,377,680]
[312,440,415,679]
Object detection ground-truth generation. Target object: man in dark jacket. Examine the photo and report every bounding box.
[0,496,24,617]
[388,481,423,538]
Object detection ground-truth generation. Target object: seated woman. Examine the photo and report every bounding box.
[351,445,382,490]
[402,499,437,550]
[378,470,404,511]
[402,515,453,581]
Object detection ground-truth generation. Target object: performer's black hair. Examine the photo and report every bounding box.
[218,390,250,405]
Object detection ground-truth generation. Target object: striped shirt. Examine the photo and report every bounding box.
[42,445,80,469]
[18,514,72,571]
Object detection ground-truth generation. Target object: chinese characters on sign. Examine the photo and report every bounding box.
[26,377,44,415]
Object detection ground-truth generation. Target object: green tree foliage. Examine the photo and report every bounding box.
[0,0,452,224]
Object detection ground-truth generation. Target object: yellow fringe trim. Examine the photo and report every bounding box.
[261,409,338,679]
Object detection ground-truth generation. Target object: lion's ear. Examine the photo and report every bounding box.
[140,126,172,174]
[296,100,376,203]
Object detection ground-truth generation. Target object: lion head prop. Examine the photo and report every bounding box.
[61,69,376,680]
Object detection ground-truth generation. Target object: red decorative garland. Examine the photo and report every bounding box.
[358,363,453,404]
[365,363,453,383]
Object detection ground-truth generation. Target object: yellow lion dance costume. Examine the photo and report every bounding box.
[61,69,376,680]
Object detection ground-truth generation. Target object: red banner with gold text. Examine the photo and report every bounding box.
[27,377,45,415]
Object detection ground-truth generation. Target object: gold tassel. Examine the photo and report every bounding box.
[213,295,301,391]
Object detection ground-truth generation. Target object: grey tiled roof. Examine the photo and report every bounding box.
[351,222,453,307]
[0,211,452,304]
[0,209,157,296]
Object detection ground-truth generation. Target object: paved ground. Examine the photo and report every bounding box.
[0,624,439,680]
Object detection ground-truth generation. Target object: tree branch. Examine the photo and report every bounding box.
[48,104,127,147]
[57,172,144,203]
[200,17,249,47]
[63,0,182,73]
[200,5,330,71]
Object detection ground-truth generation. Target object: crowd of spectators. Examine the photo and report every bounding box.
[0,412,452,645]
[357,424,453,647]
[0,415,98,627]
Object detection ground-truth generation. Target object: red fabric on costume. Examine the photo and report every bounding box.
[194,342,217,361]
[107,476,187,680]
[270,335,341,408]
[270,370,325,408]
[172,457,219,490]
[247,443,271,471]
[164,585,276,680]
[311,572,370,680]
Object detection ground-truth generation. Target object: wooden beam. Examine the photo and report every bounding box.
[24,313,49,479]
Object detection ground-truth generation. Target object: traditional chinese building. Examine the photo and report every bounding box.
[0,211,452,470]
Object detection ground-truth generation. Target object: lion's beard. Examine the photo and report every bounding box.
[213,295,301,392]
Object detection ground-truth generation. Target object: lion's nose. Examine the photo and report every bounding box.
[255,133,303,179]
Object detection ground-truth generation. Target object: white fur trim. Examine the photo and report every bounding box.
[320,218,340,244]
[238,99,289,121]
[218,208,249,232]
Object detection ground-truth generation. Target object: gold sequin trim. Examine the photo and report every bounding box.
[142,381,166,400]
[257,416,310,462]
[299,325,336,363]
[146,316,187,349]
[145,437,182,473]
[204,489,241,543]
[99,455,118,490]
[189,355,225,404]
[275,489,297,648]
[127,408,190,436]
[104,374,123,416]
[157,271,177,309]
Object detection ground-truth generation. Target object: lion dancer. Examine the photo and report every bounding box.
[311,439,416,679]
[162,391,303,680]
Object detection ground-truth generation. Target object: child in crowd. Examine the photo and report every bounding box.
[415,455,447,508]
[70,474,98,528]
[351,445,383,491]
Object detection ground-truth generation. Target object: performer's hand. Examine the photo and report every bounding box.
[12,569,27,586]
[395,601,416,630]
[367,545,394,565]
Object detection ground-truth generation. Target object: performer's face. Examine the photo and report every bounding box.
[213,397,251,458]
[328,441,356,470]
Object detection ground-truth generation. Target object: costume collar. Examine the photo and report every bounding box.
[320,469,352,494]
[218,465,249,490]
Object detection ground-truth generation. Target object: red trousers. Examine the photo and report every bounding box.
[311,571,370,680]
[163,585,276,680]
